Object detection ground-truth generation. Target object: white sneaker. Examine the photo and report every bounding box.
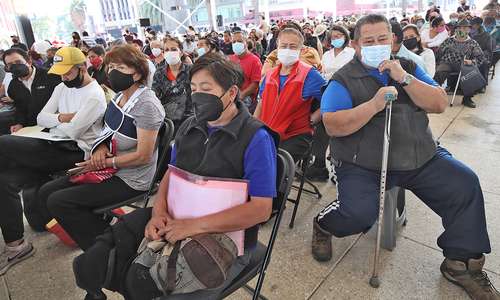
[0,240,35,275]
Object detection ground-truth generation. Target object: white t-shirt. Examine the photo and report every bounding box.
[37,80,107,157]
[321,47,355,79]
[420,48,436,77]
[147,60,156,88]
[22,67,36,92]
[421,29,449,48]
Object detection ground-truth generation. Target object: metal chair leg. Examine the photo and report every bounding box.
[289,161,307,228]
[243,284,269,300]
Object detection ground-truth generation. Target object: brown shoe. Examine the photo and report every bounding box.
[440,255,500,300]
[312,218,332,262]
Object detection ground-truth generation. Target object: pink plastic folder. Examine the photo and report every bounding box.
[167,165,248,256]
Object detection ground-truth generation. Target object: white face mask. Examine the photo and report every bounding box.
[277,48,300,66]
[151,47,162,57]
[360,44,392,69]
[165,51,181,65]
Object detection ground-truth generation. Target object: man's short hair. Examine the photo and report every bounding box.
[353,14,392,41]
[391,21,404,44]
[82,31,89,37]
[277,28,304,45]
[189,52,244,90]
[89,45,105,56]
[2,48,29,65]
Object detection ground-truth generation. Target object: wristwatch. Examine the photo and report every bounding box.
[399,73,415,87]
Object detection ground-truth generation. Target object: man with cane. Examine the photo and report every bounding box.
[313,14,499,299]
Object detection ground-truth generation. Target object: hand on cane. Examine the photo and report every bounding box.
[371,86,398,113]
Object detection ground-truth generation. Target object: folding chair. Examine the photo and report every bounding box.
[217,149,295,300]
[380,187,407,251]
[288,140,323,229]
[92,118,175,218]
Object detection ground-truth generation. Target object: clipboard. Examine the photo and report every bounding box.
[166,165,248,256]
[12,126,72,141]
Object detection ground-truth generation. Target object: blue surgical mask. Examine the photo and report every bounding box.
[197,47,206,57]
[331,38,345,48]
[232,42,246,55]
[360,44,392,69]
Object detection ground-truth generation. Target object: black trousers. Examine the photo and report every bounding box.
[434,62,481,97]
[40,175,143,250]
[310,123,330,169]
[0,135,83,243]
[280,133,313,162]
[0,110,15,135]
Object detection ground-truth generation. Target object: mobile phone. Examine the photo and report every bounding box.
[66,166,85,176]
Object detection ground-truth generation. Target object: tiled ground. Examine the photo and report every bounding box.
[1,69,499,300]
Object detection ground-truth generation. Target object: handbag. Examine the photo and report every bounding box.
[134,233,238,295]
[69,139,118,184]
[459,63,487,96]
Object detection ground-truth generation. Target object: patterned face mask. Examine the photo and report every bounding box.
[455,30,468,39]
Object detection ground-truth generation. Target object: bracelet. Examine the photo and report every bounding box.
[112,157,117,169]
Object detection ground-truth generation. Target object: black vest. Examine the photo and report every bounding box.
[175,101,278,249]
[330,57,436,171]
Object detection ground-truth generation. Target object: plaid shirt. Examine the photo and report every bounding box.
[437,37,485,66]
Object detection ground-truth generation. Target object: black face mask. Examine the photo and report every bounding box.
[108,69,136,92]
[9,63,30,78]
[403,37,419,50]
[192,92,231,122]
[63,69,84,88]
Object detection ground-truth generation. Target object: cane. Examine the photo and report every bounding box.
[450,69,463,107]
[369,92,395,288]
[450,55,467,107]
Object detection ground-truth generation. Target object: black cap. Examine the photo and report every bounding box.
[456,19,471,27]
[470,17,483,26]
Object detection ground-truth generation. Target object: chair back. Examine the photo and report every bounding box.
[143,118,175,206]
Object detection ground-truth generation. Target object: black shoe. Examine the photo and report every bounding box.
[463,97,476,108]
[305,166,329,182]
[84,291,107,300]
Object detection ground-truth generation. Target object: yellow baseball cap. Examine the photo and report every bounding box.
[48,47,86,75]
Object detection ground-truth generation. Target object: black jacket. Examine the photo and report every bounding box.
[88,65,110,87]
[472,28,493,64]
[7,67,61,126]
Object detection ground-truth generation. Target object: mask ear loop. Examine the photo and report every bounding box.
[220,85,238,113]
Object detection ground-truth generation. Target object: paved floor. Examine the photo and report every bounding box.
[1,71,500,300]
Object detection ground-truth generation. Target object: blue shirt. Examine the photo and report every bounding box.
[258,68,326,101]
[320,65,439,114]
[170,127,277,198]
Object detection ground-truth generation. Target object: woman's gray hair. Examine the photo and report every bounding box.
[353,14,392,41]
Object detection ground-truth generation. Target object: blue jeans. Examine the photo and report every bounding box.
[317,147,491,260]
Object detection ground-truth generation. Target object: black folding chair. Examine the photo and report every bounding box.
[92,118,175,218]
[216,149,295,300]
[288,139,323,229]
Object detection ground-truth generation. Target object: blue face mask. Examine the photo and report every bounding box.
[232,42,246,55]
[197,47,206,57]
[331,38,345,48]
[360,44,392,69]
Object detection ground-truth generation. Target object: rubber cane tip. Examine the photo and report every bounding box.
[369,277,381,288]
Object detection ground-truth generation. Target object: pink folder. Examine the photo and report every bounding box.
[167,165,248,256]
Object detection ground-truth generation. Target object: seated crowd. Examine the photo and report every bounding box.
[0,2,499,299]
